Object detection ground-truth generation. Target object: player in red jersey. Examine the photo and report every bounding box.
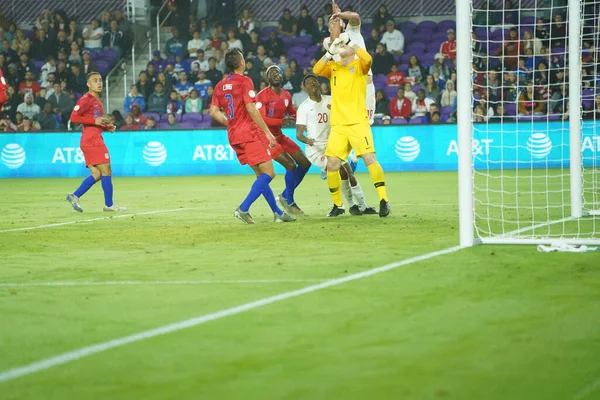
[256,65,311,215]
[0,69,8,109]
[210,49,295,224]
[66,72,127,212]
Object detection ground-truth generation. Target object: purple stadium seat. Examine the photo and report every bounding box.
[409,117,426,124]
[288,46,306,57]
[161,113,182,122]
[281,36,293,47]
[400,21,416,33]
[521,16,536,25]
[547,114,561,121]
[491,29,507,42]
[297,57,311,69]
[438,20,456,32]
[306,45,319,57]
[474,27,489,41]
[391,117,408,125]
[32,60,45,70]
[293,36,312,47]
[182,113,203,122]
[373,75,387,88]
[197,119,212,128]
[411,32,432,44]
[440,106,453,115]
[157,122,169,129]
[412,84,421,92]
[432,32,448,42]
[179,122,195,129]
[144,112,161,121]
[427,42,442,53]
[505,103,517,116]
[583,100,594,110]
[402,30,414,42]
[384,86,397,99]
[416,21,437,33]
[406,42,426,53]
[420,54,436,66]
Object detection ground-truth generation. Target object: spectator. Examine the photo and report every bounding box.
[503,0,518,25]
[278,55,289,72]
[69,41,83,65]
[130,103,147,126]
[1,39,18,65]
[406,55,426,84]
[430,111,441,124]
[522,30,542,56]
[253,45,269,70]
[226,28,243,52]
[374,89,390,115]
[535,17,548,46]
[516,57,531,84]
[243,58,262,89]
[185,89,202,113]
[35,102,59,130]
[389,87,412,120]
[245,29,263,57]
[187,30,207,55]
[213,49,226,74]
[120,113,139,130]
[372,43,395,76]
[82,19,104,51]
[366,28,381,54]
[42,72,57,94]
[432,71,446,91]
[549,83,568,114]
[488,103,509,123]
[440,80,457,108]
[205,57,223,86]
[149,50,167,73]
[166,0,189,42]
[403,82,417,102]
[373,5,394,33]
[165,27,186,58]
[497,39,520,71]
[17,52,36,82]
[207,28,222,57]
[165,112,181,128]
[18,71,40,99]
[124,84,146,112]
[39,56,57,87]
[386,64,405,86]
[164,62,178,82]
[30,29,55,61]
[103,20,123,57]
[48,81,74,123]
[380,21,404,56]
[100,10,111,31]
[473,1,498,28]
[440,29,456,60]
[278,8,298,38]
[40,18,57,42]
[175,71,193,101]
[80,50,97,75]
[194,70,212,98]
[17,93,41,119]
[145,63,157,83]
[143,115,157,129]
[518,81,546,116]
[297,6,314,37]
[584,94,600,120]
[0,113,16,131]
[265,30,285,58]
[53,31,69,57]
[429,53,450,80]
[136,71,153,101]
[191,49,209,74]
[68,63,87,93]
[18,116,39,131]
[197,19,211,40]
[165,90,183,114]
[423,75,440,102]
[320,81,329,95]
[34,88,48,109]
[292,83,308,108]
[412,89,434,118]
[67,19,83,48]
[147,82,168,113]
[238,9,255,32]
[13,111,24,127]
[203,85,214,112]
[173,50,190,74]
[157,71,173,94]
[550,13,567,48]
[282,66,299,94]
[312,16,328,46]
[111,110,124,128]
[11,29,31,55]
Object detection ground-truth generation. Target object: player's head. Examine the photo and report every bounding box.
[225,48,245,73]
[302,74,320,98]
[338,42,356,59]
[266,65,282,87]
[86,71,102,93]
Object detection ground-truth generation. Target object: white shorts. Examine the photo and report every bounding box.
[307,148,348,172]
[366,82,376,125]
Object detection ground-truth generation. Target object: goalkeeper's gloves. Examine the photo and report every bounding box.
[339,32,355,48]
[325,38,343,59]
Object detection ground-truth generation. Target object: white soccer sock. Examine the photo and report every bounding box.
[340,179,355,207]
[351,180,367,210]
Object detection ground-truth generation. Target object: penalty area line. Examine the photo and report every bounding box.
[0,245,463,383]
[0,208,201,234]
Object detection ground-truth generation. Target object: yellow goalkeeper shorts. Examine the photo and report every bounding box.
[325,122,375,160]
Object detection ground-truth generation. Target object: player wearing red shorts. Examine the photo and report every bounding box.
[66,72,127,212]
[0,69,8,109]
[210,49,295,224]
[256,66,311,215]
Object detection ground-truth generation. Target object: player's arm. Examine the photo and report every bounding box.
[209,105,228,126]
[283,96,297,125]
[69,100,106,126]
[314,53,334,78]
[332,11,361,26]
[296,124,314,146]
[246,103,275,146]
[338,32,372,73]
[256,99,284,127]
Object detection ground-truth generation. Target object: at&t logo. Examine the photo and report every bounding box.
[395,136,420,162]
[143,141,167,166]
[1,143,26,169]
[526,133,552,159]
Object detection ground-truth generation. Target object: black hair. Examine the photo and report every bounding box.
[302,73,318,86]
[86,71,101,81]
[225,48,243,72]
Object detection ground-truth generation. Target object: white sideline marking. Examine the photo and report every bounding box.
[0,279,326,287]
[0,208,201,233]
[0,245,463,383]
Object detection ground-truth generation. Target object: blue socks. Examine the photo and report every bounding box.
[101,176,114,207]
[240,173,273,212]
[262,185,283,216]
[282,165,309,205]
[73,175,97,198]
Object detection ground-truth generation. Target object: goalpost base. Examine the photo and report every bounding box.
[585,210,600,217]
[479,238,600,246]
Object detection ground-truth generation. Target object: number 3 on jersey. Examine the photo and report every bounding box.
[224,94,234,119]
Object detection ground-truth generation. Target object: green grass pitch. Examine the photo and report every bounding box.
[0,172,599,400]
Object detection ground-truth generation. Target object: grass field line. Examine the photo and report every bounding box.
[574,374,600,400]
[0,208,202,233]
[0,245,463,383]
[0,279,327,287]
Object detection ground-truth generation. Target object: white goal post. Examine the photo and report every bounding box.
[457,0,600,246]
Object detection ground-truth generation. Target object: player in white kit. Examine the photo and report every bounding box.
[323,4,375,170]
[296,74,377,216]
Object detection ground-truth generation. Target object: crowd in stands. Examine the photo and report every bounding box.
[0,7,133,131]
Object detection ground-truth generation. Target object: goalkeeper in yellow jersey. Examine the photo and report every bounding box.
[313,31,390,217]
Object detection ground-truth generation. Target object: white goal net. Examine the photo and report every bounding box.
[459,0,600,245]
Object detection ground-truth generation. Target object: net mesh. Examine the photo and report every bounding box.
[470,0,600,243]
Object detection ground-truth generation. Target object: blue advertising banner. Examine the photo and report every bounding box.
[0,122,598,178]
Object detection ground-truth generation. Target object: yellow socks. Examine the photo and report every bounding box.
[367,162,388,201]
[327,170,343,206]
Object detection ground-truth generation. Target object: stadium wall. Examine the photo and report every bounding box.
[0,122,598,178]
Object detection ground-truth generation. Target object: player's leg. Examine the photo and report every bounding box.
[341,162,377,215]
[97,162,127,211]
[324,126,352,217]
[276,136,310,212]
[272,151,297,212]
[257,160,296,223]
[339,163,359,215]
[288,148,311,202]
[66,147,104,212]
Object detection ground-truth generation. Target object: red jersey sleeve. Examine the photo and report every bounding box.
[211,86,222,108]
[285,91,296,119]
[241,77,256,105]
[70,96,95,125]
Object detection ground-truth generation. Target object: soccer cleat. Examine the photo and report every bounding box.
[66,194,83,213]
[276,195,290,213]
[103,204,128,212]
[327,205,346,217]
[349,204,363,215]
[274,212,297,223]
[379,199,390,217]
[287,202,305,215]
[362,206,378,215]
[234,207,255,224]
[320,171,327,180]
